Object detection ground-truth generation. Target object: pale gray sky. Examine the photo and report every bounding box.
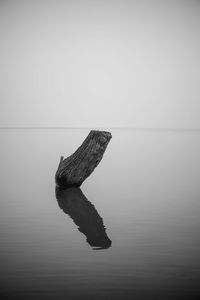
[0,0,199,128]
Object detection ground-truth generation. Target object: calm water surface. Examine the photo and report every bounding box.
[0,129,200,300]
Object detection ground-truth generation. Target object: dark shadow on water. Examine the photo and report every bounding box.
[56,187,112,250]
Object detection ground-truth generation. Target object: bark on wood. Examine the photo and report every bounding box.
[56,187,112,249]
[55,130,112,188]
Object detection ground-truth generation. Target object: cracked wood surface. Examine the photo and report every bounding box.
[55,130,112,188]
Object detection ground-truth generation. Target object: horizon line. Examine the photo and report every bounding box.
[0,127,200,131]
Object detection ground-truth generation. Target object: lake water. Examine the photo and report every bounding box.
[0,129,200,300]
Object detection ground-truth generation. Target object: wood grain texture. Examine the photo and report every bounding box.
[55,130,112,188]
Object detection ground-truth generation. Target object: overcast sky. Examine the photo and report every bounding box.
[0,0,199,128]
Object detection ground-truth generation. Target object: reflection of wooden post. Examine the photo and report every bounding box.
[55,130,112,188]
[56,187,112,249]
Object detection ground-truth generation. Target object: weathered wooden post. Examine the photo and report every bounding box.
[55,130,112,188]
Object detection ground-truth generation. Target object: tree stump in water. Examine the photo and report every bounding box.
[55,130,112,188]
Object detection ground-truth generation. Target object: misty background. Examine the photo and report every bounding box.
[0,0,200,129]
[1,1,200,299]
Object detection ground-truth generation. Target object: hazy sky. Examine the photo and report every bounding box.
[0,0,199,128]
